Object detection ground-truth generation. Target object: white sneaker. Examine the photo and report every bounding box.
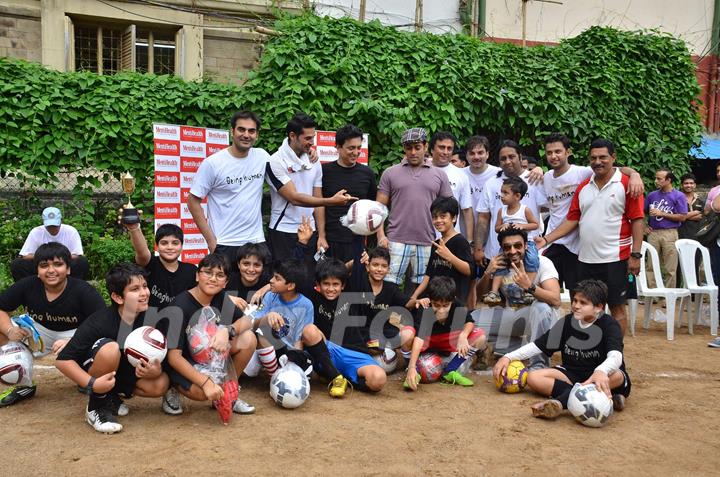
[162,388,183,415]
[232,398,255,415]
[108,393,129,417]
[85,406,123,434]
[708,337,720,348]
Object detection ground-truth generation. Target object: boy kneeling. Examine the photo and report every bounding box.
[493,279,631,419]
[404,276,487,390]
[56,263,169,434]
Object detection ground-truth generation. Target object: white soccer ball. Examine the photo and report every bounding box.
[372,348,398,374]
[567,383,614,428]
[0,342,33,387]
[269,362,310,409]
[340,200,389,236]
[124,326,168,368]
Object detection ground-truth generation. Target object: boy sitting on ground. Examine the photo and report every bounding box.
[163,254,257,416]
[225,243,272,305]
[493,279,631,419]
[250,258,351,398]
[404,276,488,390]
[0,242,105,407]
[56,263,169,434]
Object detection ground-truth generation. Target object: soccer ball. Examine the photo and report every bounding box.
[124,326,167,367]
[0,342,33,386]
[340,200,389,236]
[372,348,398,374]
[495,360,528,393]
[269,362,310,409]
[417,352,444,383]
[567,383,614,428]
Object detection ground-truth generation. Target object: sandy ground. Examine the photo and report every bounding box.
[3,306,720,477]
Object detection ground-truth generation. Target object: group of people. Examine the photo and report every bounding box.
[2,109,719,434]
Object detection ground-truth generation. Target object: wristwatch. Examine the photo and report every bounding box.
[524,284,537,295]
[83,376,96,394]
[630,252,642,259]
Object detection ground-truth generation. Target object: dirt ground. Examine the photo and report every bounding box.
[3,305,720,477]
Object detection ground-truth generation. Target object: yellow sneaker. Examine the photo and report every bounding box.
[328,375,349,398]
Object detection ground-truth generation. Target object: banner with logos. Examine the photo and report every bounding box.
[152,123,229,264]
[314,130,369,164]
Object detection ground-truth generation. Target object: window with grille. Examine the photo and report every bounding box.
[69,19,177,75]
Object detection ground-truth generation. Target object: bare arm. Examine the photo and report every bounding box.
[628,218,645,275]
[538,219,578,246]
[618,167,644,199]
[375,191,390,245]
[277,182,356,207]
[187,193,217,253]
[474,212,491,263]
[462,208,474,243]
[410,275,430,301]
[313,186,328,251]
[126,224,151,267]
[533,278,561,308]
[523,207,540,231]
[494,209,504,233]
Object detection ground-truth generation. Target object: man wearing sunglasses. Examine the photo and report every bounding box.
[477,225,561,370]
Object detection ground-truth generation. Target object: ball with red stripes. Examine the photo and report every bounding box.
[124,326,168,367]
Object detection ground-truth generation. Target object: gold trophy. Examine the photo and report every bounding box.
[120,172,140,225]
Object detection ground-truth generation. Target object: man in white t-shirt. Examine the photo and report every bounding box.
[541,133,644,293]
[11,207,89,281]
[429,131,474,242]
[477,226,561,369]
[189,110,271,269]
[474,140,546,265]
[265,112,356,261]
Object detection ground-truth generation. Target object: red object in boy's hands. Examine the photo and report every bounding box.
[214,379,238,425]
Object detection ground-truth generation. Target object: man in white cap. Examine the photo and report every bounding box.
[10,207,89,281]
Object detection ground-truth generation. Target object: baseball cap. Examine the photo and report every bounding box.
[42,207,62,226]
[401,127,427,144]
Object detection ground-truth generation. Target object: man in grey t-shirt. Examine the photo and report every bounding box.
[376,128,453,289]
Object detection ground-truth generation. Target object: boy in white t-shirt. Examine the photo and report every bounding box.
[484,178,539,306]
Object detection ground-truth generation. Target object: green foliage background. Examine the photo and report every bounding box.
[0,14,704,286]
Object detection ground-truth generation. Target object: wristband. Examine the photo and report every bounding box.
[201,376,211,388]
[86,376,96,393]
[227,325,237,339]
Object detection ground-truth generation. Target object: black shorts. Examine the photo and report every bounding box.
[268,229,316,262]
[577,260,631,306]
[82,338,138,397]
[326,240,355,263]
[554,365,632,398]
[542,244,579,292]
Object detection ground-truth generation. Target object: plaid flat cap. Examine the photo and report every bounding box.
[401,127,427,144]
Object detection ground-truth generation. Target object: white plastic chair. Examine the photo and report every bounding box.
[635,241,690,340]
[675,239,718,336]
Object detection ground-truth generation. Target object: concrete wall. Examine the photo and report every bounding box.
[203,30,262,85]
[485,0,713,56]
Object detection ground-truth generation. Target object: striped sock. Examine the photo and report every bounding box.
[444,347,479,374]
[401,350,412,362]
[258,346,279,376]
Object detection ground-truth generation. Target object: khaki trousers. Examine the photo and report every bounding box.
[646,228,679,289]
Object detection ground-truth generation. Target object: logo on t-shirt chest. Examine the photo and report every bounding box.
[225,172,263,186]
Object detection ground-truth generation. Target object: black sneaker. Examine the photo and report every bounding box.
[612,394,626,412]
[85,405,123,434]
[0,384,37,407]
[107,392,129,417]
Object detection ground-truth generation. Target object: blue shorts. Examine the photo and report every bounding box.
[326,340,378,384]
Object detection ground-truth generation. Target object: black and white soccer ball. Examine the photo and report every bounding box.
[269,361,310,409]
[567,383,614,428]
[372,348,398,374]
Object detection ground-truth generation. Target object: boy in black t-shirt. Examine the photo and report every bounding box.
[0,242,105,407]
[404,277,487,391]
[410,196,474,304]
[163,254,257,416]
[56,263,169,434]
[124,222,196,308]
[226,243,271,305]
[493,280,631,419]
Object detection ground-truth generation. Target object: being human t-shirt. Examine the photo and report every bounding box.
[424,234,474,303]
[534,312,626,374]
[0,276,105,332]
[189,147,268,246]
[543,165,592,255]
[145,256,197,308]
[321,161,377,243]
